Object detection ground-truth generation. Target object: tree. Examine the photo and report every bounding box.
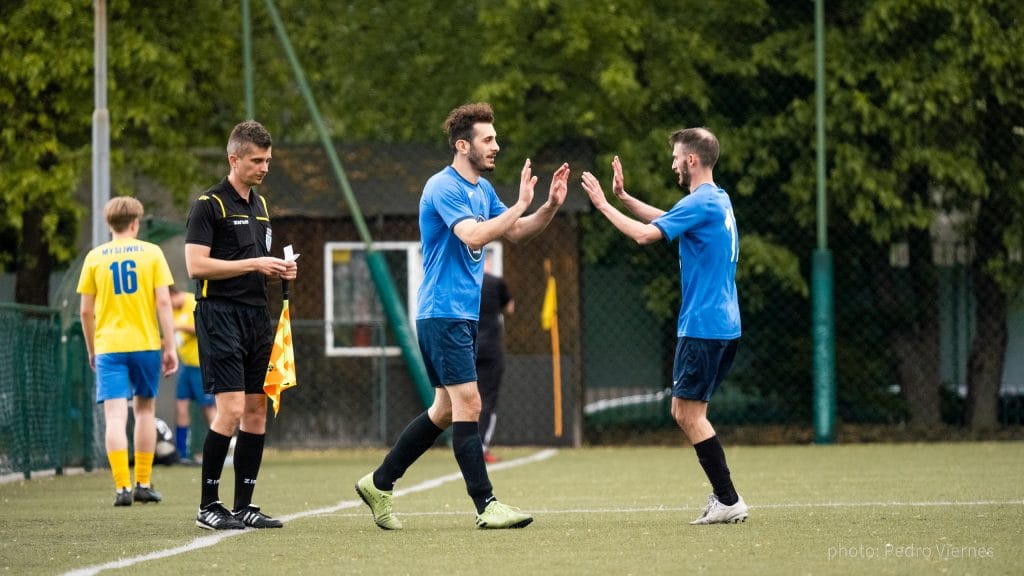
[0,1,243,304]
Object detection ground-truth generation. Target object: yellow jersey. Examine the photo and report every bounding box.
[174,292,200,367]
[77,238,175,354]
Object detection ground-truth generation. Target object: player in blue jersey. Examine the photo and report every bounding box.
[356,102,570,530]
[581,127,748,525]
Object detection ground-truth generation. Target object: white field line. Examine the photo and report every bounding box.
[59,447,1024,576]
[316,499,1024,519]
[63,448,559,576]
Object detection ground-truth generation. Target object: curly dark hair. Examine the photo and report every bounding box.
[443,103,494,154]
[227,120,273,158]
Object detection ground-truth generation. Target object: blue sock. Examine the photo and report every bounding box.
[176,425,189,459]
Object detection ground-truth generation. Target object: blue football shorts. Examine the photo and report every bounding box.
[176,364,215,407]
[416,318,479,388]
[671,337,739,402]
[94,350,162,403]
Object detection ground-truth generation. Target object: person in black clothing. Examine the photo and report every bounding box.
[185,120,298,530]
[477,258,514,463]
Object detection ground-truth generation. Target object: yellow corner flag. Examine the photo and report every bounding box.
[541,274,557,331]
[541,258,562,437]
[264,300,297,416]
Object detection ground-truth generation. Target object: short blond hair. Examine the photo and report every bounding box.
[104,196,144,233]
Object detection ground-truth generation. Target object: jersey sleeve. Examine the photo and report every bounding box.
[76,251,97,295]
[185,196,216,246]
[652,195,705,242]
[485,181,508,220]
[430,181,475,230]
[152,246,175,288]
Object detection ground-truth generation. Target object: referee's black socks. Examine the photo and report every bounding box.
[200,430,232,508]
[233,430,265,511]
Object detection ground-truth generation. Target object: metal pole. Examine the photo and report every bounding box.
[261,0,433,407]
[812,0,836,444]
[92,0,110,248]
[242,0,255,118]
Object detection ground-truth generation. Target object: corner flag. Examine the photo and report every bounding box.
[541,258,562,437]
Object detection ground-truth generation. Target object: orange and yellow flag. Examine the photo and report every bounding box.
[264,300,297,416]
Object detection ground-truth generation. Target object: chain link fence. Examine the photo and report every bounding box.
[4,4,1024,474]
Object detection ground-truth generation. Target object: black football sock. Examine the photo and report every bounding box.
[374,411,444,491]
[233,430,265,511]
[451,421,494,514]
[693,435,739,506]
[200,430,232,508]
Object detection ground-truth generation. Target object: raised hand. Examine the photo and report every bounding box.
[580,171,610,210]
[546,162,570,209]
[612,155,626,198]
[518,158,538,209]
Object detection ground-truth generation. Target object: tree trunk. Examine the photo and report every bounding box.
[894,312,942,426]
[884,228,942,425]
[965,268,1007,430]
[15,207,52,307]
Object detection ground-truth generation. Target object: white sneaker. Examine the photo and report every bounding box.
[690,494,749,525]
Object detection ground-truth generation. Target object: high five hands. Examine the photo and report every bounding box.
[519,159,571,211]
[581,155,624,210]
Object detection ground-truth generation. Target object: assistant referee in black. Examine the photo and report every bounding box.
[185,120,297,531]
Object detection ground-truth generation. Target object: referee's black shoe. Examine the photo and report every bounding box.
[196,501,245,530]
[233,504,283,528]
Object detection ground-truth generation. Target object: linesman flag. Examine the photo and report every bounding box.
[541,258,562,437]
[265,245,299,416]
[264,297,296,416]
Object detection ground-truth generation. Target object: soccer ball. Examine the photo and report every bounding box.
[154,417,178,465]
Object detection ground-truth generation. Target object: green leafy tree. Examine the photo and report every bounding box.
[1,1,242,304]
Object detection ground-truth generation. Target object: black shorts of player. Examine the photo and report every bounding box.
[416,318,478,388]
[671,337,739,402]
[195,298,274,395]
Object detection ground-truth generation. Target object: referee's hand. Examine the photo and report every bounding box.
[253,256,297,280]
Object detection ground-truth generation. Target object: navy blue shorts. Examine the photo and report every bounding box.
[195,299,274,395]
[416,318,478,388]
[671,337,739,401]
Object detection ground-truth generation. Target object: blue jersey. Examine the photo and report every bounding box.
[417,166,508,319]
[652,183,741,339]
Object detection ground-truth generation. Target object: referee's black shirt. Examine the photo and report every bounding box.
[185,178,272,307]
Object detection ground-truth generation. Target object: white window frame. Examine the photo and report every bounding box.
[322,240,504,357]
[324,241,423,357]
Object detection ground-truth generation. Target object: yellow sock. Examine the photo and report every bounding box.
[134,452,155,487]
[108,449,130,490]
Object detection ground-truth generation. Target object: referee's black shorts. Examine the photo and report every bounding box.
[195,298,274,395]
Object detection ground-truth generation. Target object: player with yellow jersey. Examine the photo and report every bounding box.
[170,286,215,464]
[77,196,178,506]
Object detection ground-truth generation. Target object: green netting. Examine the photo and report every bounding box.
[0,304,64,478]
